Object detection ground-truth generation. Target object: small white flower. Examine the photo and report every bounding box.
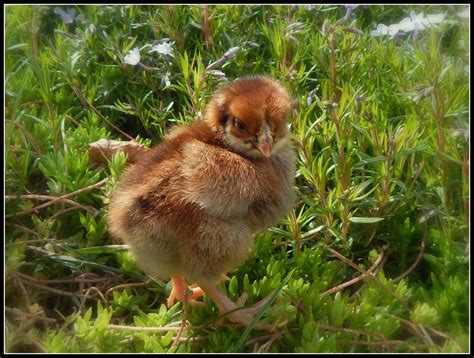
[224,46,240,59]
[205,46,240,71]
[342,4,359,21]
[457,9,469,18]
[149,42,174,57]
[423,13,446,26]
[371,23,399,38]
[124,48,141,66]
[162,72,171,88]
[54,7,82,24]
[207,70,228,81]
[371,12,447,38]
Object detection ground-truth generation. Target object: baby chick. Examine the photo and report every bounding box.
[108,76,295,328]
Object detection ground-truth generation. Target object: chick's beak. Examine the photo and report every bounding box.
[256,136,273,158]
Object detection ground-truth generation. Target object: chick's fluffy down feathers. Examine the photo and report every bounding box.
[108,77,295,286]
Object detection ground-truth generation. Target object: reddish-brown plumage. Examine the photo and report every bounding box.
[108,76,295,328]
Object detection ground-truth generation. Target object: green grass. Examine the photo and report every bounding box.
[5,4,469,353]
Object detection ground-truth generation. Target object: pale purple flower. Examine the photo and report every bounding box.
[371,12,446,38]
[161,72,171,88]
[54,7,82,24]
[149,42,174,57]
[343,4,359,21]
[206,46,240,71]
[124,47,141,65]
[207,70,228,81]
[123,47,154,71]
[457,8,469,19]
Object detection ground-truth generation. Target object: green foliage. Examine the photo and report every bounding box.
[5,4,469,353]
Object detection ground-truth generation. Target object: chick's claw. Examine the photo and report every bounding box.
[167,276,205,307]
[224,293,275,330]
[200,282,275,330]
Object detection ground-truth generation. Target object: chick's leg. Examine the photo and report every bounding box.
[167,276,205,307]
[198,282,273,330]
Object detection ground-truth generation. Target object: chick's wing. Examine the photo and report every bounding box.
[180,140,261,218]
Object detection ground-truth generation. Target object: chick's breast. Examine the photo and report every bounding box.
[108,121,294,285]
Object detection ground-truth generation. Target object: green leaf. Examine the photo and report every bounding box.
[349,217,384,223]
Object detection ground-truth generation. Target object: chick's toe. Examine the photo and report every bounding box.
[167,276,205,307]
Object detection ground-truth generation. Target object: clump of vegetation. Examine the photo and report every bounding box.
[5,4,469,353]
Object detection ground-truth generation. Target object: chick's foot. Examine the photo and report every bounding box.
[199,282,273,330]
[167,276,205,307]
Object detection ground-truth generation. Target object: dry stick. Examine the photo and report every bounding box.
[5,194,97,218]
[245,331,283,347]
[328,28,339,101]
[108,324,182,332]
[336,339,416,350]
[61,117,68,153]
[321,247,386,296]
[8,120,43,155]
[172,286,192,347]
[5,306,57,325]
[256,333,281,353]
[279,232,320,247]
[5,222,41,237]
[18,332,49,353]
[318,324,386,339]
[5,177,108,218]
[426,327,463,352]
[385,313,437,349]
[203,5,212,52]
[78,287,108,312]
[290,210,301,255]
[13,277,32,306]
[392,238,426,283]
[48,206,82,221]
[69,82,134,141]
[10,270,107,285]
[323,245,410,310]
[105,282,148,297]
[374,246,389,276]
[13,274,86,298]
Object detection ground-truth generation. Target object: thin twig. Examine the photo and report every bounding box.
[5,194,97,218]
[78,286,108,312]
[5,306,57,324]
[417,324,437,348]
[384,313,433,347]
[426,327,463,352]
[47,206,82,221]
[323,245,409,310]
[13,274,85,298]
[393,238,426,283]
[10,271,108,285]
[61,117,68,154]
[336,339,417,350]
[69,82,134,141]
[5,177,108,218]
[105,282,147,297]
[5,222,41,238]
[290,210,301,255]
[319,324,385,339]
[13,275,32,306]
[321,246,386,296]
[172,282,193,347]
[108,324,182,332]
[17,332,49,353]
[203,5,213,52]
[256,332,281,353]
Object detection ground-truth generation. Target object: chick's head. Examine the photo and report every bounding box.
[206,76,293,159]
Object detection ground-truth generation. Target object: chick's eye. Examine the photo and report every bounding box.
[233,118,246,132]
